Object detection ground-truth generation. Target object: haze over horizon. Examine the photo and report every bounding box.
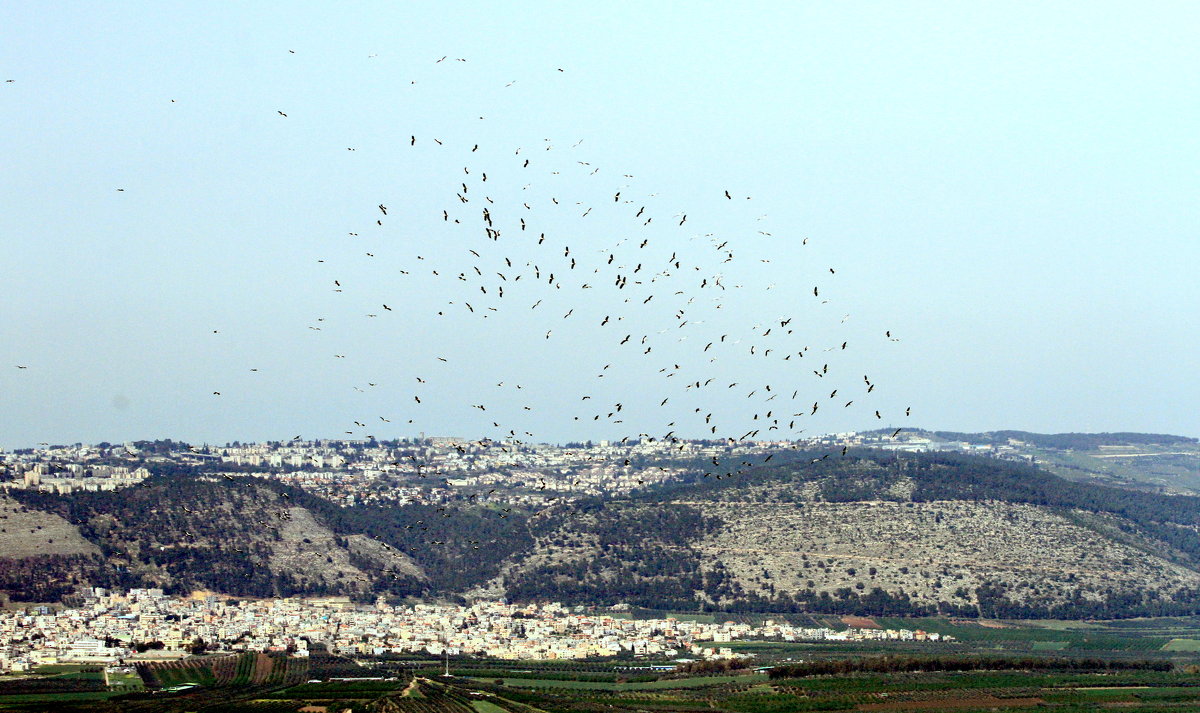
[4,3,1198,449]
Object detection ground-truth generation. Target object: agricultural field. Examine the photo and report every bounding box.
[441,667,1200,713]
[6,659,1200,712]
[0,690,124,706]
[739,615,1187,655]
[0,663,111,708]
[106,670,145,690]
[269,678,410,696]
[267,676,472,713]
[0,654,308,712]
[465,672,767,691]
[137,652,309,690]
[8,613,1187,711]
[453,667,1200,713]
[30,664,102,676]
[603,609,1200,658]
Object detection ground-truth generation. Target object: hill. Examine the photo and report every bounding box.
[925,430,1197,450]
[877,428,1200,494]
[3,477,427,601]
[5,449,1200,618]
[495,450,1200,617]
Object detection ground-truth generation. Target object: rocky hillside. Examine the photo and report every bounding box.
[496,451,1200,618]
[4,450,1200,619]
[2,478,427,602]
[0,496,99,558]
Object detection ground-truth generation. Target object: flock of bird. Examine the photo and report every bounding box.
[239,51,911,489]
[12,51,912,550]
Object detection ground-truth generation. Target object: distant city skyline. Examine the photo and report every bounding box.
[4,3,1198,448]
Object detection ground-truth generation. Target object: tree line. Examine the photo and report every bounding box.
[769,655,1174,678]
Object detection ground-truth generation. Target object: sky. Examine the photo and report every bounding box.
[2,2,1198,448]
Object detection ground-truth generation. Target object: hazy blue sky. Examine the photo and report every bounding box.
[3,2,1198,448]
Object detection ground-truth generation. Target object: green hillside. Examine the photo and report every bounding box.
[5,449,1200,619]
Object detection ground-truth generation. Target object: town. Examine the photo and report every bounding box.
[0,431,1023,506]
[0,589,953,673]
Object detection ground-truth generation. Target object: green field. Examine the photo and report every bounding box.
[0,690,121,704]
[596,610,1200,657]
[468,673,767,691]
[7,662,1200,712]
[30,664,95,675]
[456,668,1200,713]
[106,670,145,689]
[154,662,217,687]
[1162,638,1200,651]
[1012,619,1102,630]
[870,616,1175,651]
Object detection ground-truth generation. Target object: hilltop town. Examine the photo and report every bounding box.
[0,431,1033,505]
